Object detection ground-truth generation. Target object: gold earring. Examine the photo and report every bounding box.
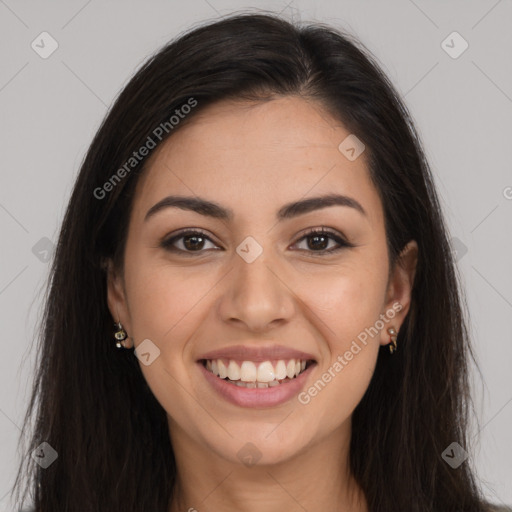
[387,327,398,354]
[114,321,128,349]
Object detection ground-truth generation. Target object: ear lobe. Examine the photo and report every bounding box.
[381,240,418,344]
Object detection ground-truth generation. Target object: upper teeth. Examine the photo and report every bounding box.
[205,359,307,382]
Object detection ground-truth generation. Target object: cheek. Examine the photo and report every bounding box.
[296,261,388,342]
[123,254,212,341]
[292,271,384,436]
[121,258,214,414]
[292,261,386,401]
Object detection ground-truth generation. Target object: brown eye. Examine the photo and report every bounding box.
[292,227,352,255]
[306,233,330,250]
[182,234,206,251]
[160,229,219,254]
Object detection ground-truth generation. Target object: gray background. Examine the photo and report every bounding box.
[1,0,511,509]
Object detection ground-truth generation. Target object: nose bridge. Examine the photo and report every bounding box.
[217,237,294,330]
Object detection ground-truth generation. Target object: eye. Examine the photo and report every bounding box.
[160,226,353,256]
[291,227,352,255]
[160,229,220,254]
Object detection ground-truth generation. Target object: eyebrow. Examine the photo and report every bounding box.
[144,193,367,222]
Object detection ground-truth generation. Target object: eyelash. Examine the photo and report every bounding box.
[160,227,353,257]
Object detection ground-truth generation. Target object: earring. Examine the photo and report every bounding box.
[114,321,129,349]
[387,327,398,354]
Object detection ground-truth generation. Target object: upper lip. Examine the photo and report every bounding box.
[198,344,316,363]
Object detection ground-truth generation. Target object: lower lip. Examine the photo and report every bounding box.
[197,361,316,408]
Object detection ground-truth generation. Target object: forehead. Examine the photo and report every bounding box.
[132,96,382,225]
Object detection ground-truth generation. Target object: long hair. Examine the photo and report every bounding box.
[11,11,491,512]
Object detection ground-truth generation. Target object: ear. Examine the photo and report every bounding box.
[380,240,418,347]
[106,259,134,349]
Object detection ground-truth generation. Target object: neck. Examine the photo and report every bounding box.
[167,419,368,512]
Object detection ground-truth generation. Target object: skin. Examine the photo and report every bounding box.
[107,95,418,512]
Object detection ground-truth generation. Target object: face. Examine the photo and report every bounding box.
[107,95,417,467]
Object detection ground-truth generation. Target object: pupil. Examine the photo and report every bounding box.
[184,235,204,251]
[309,234,327,250]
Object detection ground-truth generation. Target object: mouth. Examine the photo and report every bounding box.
[200,357,316,388]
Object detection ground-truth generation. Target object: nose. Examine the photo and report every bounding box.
[217,247,296,332]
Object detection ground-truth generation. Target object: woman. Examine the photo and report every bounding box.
[10,12,509,512]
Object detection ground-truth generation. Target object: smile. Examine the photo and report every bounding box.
[202,358,313,388]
